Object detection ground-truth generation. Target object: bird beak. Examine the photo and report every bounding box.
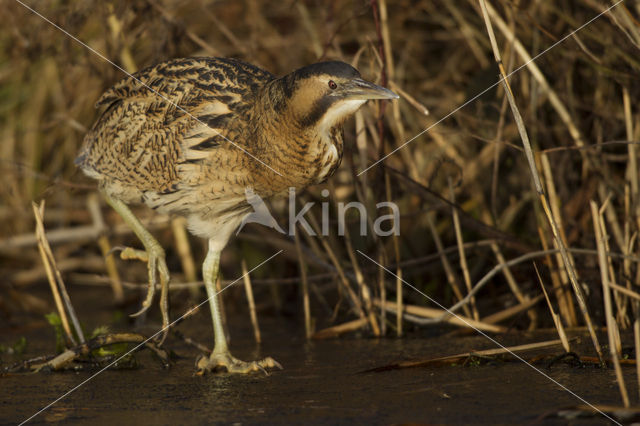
[339,78,399,100]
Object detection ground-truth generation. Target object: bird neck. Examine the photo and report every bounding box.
[251,79,344,190]
[259,77,302,126]
[258,77,342,140]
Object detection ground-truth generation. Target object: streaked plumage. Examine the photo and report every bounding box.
[77,57,398,373]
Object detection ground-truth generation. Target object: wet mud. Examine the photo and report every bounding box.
[1,286,635,425]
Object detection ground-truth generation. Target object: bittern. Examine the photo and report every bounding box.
[76,57,398,373]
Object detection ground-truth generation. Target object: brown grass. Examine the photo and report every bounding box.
[1,0,640,398]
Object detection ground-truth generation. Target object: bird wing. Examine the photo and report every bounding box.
[76,57,274,196]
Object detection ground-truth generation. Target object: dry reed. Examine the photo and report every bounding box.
[2,0,640,401]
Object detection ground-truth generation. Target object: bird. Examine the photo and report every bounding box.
[76,57,398,374]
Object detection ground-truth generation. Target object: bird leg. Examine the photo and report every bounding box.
[103,193,170,343]
[196,239,282,374]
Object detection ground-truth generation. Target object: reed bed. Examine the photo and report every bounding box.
[1,0,640,403]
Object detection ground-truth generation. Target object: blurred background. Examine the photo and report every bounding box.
[1,0,639,355]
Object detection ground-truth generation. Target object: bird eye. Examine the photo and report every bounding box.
[328,80,337,90]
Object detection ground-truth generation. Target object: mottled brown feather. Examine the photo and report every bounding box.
[77,57,357,238]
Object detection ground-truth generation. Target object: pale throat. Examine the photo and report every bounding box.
[317,98,366,137]
[311,98,365,180]
[317,97,364,146]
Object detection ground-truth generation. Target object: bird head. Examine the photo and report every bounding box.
[278,61,398,131]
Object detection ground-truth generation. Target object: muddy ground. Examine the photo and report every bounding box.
[1,285,636,425]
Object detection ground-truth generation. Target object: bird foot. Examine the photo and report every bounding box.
[117,244,171,344]
[195,352,282,375]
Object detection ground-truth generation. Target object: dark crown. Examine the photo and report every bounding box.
[290,61,361,80]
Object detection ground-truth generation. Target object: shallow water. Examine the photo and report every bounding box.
[1,287,635,425]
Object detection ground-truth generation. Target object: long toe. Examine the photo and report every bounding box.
[127,245,171,334]
[119,247,150,262]
[195,353,282,375]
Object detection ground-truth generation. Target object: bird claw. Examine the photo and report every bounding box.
[195,352,282,375]
[106,245,127,257]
